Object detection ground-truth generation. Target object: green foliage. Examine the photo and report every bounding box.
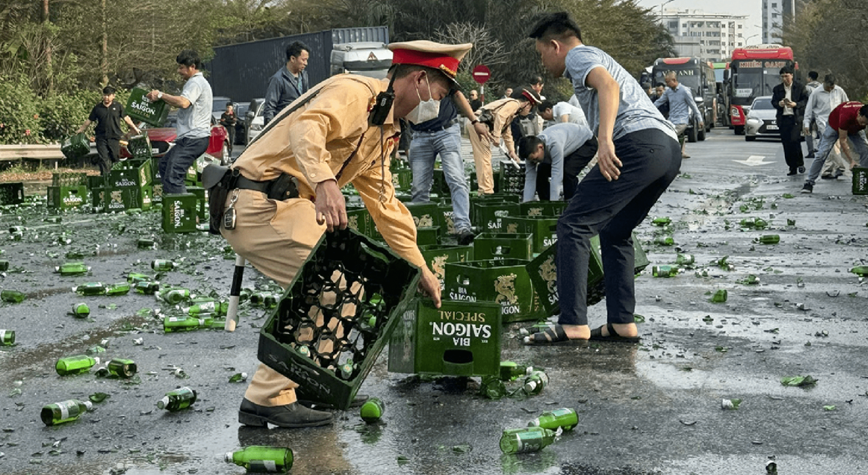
[0,75,44,145]
[39,90,99,141]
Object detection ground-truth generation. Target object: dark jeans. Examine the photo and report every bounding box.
[563,138,598,200]
[224,126,235,152]
[557,128,681,326]
[160,136,209,194]
[95,137,120,176]
[778,115,804,171]
[536,163,552,201]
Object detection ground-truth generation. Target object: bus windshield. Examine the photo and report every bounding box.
[653,70,701,94]
[732,68,779,101]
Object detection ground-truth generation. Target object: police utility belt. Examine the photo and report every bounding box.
[202,164,299,235]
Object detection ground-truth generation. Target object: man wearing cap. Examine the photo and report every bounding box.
[525,12,680,344]
[220,40,467,429]
[468,87,541,195]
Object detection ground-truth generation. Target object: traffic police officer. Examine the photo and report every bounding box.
[221,40,469,428]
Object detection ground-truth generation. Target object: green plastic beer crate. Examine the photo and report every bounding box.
[90,187,107,213]
[502,216,559,253]
[473,202,520,232]
[853,168,868,195]
[526,233,650,315]
[126,87,169,127]
[87,175,108,190]
[52,171,88,187]
[47,185,87,209]
[498,161,526,195]
[432,169,450,196]
[259,229,422,410]
[419,243,474,289]
[0,183,24,205]
[391,169,413,191]
[520,201,566,218]
[473,233,533,261]
[387,299,501,377]
[346,207,370,235]
[126,134,153,160]
[104,186,152,212]
[110,159,152,189]
[437,204,457,234]
[470,171,502,193]
[186,186,209,221]
[184,166,200,187]
[417,226,440,246]
[61,133,90,160]
[150,157,162,183]
[444,258,545,322]
[161,193,198,233]
[404,202,442,230]
[151,184,163,204]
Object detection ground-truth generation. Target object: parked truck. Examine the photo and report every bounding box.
[206,27,392,104]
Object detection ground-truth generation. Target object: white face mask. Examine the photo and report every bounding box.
[405,76,441,124]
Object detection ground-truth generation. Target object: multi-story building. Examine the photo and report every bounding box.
[658,9,747,63]
[762,0,807,44]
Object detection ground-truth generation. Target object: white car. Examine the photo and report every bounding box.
[244,98,266,144]
[745,96,779,141]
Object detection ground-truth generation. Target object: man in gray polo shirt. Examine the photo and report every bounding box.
[654,71,702,158]
[518,122,596,201]
[147,49,213,194]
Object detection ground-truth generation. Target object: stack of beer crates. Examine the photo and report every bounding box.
[47,172,88,210]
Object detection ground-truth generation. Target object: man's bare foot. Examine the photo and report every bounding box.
[561,324,590,340]
[600,323,638,338]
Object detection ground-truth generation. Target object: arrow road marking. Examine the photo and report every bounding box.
[733,155,772,166]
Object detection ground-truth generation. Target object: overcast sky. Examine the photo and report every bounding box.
[635,0,762,42]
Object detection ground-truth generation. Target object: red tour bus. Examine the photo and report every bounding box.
[725,45,796,135]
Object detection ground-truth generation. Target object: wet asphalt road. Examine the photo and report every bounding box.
[1,129,867,475]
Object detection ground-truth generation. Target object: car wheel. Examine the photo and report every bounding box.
[687,123,698,143]
[745,135,756,142]
[734,126,744,135]
[698,126,706,141]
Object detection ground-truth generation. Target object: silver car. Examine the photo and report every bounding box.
[745,96,779,141]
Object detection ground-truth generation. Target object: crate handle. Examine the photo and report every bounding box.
[359,242,390,264]
[443,349,473,364]
[494,246,511,255]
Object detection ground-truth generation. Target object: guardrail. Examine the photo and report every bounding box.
[0,144,64,162]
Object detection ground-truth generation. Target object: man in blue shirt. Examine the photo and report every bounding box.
[518,122,596,201]
[262,42,310,125]
[409,90,493,244]
[525,12,680,344]
[654,72,702,158]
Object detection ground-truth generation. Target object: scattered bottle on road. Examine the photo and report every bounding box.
[127,272,152,283]
[528,408,578,431]
[480,375,508,400]
[55,262,90,276]
[159,288,190,305]
[1,290,26,303]
[651,217,671,226]
[188,298,228,317]
[151,259,176,272]
[499,427,556,454]
[137,238,155,249]
[850,266,868,277]
[0,259,9,271]
[360,398,384,423]
[652,265,677,278]
[41,399,93,426]
[163,316,212,333]
[70,302,90,318]
[105,282,131,296]
[523,371,548,396]
[56,355,99,375]
[0,329,15,346]
[758,234,780,244]
[711,289,728,303]
[499,361,533,381]
[675,253,695,266]
[157,387,197,411]
[224,446,293,473]
[107,358,137,378]
[74,283,106,296]
[654,235,675,246]
[135,281,160,295]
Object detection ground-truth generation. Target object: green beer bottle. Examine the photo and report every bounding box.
[41,399,93,426]
[654,235,675,246]
[0,259,10,271]
[523,371,548,396]
[55,355,99,376]
[224,446,293,473]
[137,238,155,249]
[479,375,508,400]
[151,259,176,272]
[651,217,671,226]
[135,281,160,295]
[652,265,676,278]
[163,316,211,333]
[758,234,780,244]
[70,302,90,318]
[55,262,89,276]
[528,408,579,431]
[107,358,137,378]
[360,398,385,423]
[105,282,131,296]
[1,290,26,303]
[0,329,15,346]
[127,272,152,283]
[499,427,556,454]
[160,288,190,305]
[249,291,268,307]
[851,266,868,277]
[157,387,197,411]
[711,289,728,303]
[74,282,106,296]
[188,298,228,317]
[675,253,695,266]
[86,345,106,355]
[499,361,533,381]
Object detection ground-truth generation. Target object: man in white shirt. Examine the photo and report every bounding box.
[538,100,588,127]
[804,74,850,179]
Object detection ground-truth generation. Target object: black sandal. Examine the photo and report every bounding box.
[589,322,640,343]
[523,324,576,345]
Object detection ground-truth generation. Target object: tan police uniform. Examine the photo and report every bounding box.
[223,74,427,407]
[468,98,523,194]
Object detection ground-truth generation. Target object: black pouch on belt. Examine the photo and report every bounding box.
[202,164,238,235]
[266,173,299,201]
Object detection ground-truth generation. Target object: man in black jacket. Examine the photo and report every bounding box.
[771,66,809,175]
[262,41,310,125]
